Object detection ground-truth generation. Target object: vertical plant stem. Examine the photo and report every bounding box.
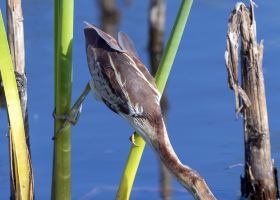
[51,0,74,199]
[116,133,145,200]
[0,10,34,200]
[116,1,193,199]
[154,1,192,92]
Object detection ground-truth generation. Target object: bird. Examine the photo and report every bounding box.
[84,23,215,200]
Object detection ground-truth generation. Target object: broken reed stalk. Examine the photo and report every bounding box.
[6,0,31,198]
[148,0,171,199]
[117,1,216,200]
[0,11,34,200]
[51,0,73,199]
[225,2,279,199]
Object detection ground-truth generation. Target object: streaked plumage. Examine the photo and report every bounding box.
[84,23,215,199]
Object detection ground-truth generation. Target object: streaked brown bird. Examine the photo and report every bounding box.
[84,23,215,199]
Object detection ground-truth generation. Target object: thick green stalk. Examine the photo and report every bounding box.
[116,1,193,199]
[116,133,145,200]
[0,11,34,199]
[154,0,192,92]
[51,0,74,199]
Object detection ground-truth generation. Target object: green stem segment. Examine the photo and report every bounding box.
[116,0,193,199]
[154,0,193,93]
[51,0,74,199]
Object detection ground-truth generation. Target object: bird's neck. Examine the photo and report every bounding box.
[136,116,216,200]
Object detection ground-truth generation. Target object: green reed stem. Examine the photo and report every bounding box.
[51,0,74,199]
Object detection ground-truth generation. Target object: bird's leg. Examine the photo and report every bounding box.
[129,133,139,147]
[53,82,91,137]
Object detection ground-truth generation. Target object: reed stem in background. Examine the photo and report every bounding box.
[148,1,171,199]
[51,0,74,199]
[0,10,34,200]
[98,0,120,36]
[116,1,193,199]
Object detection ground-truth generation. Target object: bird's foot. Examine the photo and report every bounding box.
[52,104,83,137]
[129,134,139,147]
[52,82,91,140]
[53,105,82,125]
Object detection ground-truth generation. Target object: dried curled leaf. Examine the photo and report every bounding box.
[225,1,254,113]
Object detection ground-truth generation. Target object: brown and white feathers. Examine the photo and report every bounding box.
[84,23,161,142]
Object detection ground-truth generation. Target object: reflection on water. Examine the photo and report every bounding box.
[98,0,120,37]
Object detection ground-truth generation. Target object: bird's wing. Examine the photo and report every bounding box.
[118,31,139,58]
[117,31,158,92]
[131,58,158,91]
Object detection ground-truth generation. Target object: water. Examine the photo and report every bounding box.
[0,0,279,199]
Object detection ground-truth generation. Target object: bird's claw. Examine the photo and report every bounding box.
[129,134,139,147]
[52,104,83,136]
[53,104,82,125]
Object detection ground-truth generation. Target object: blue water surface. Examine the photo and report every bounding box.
[0,0,279,199]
